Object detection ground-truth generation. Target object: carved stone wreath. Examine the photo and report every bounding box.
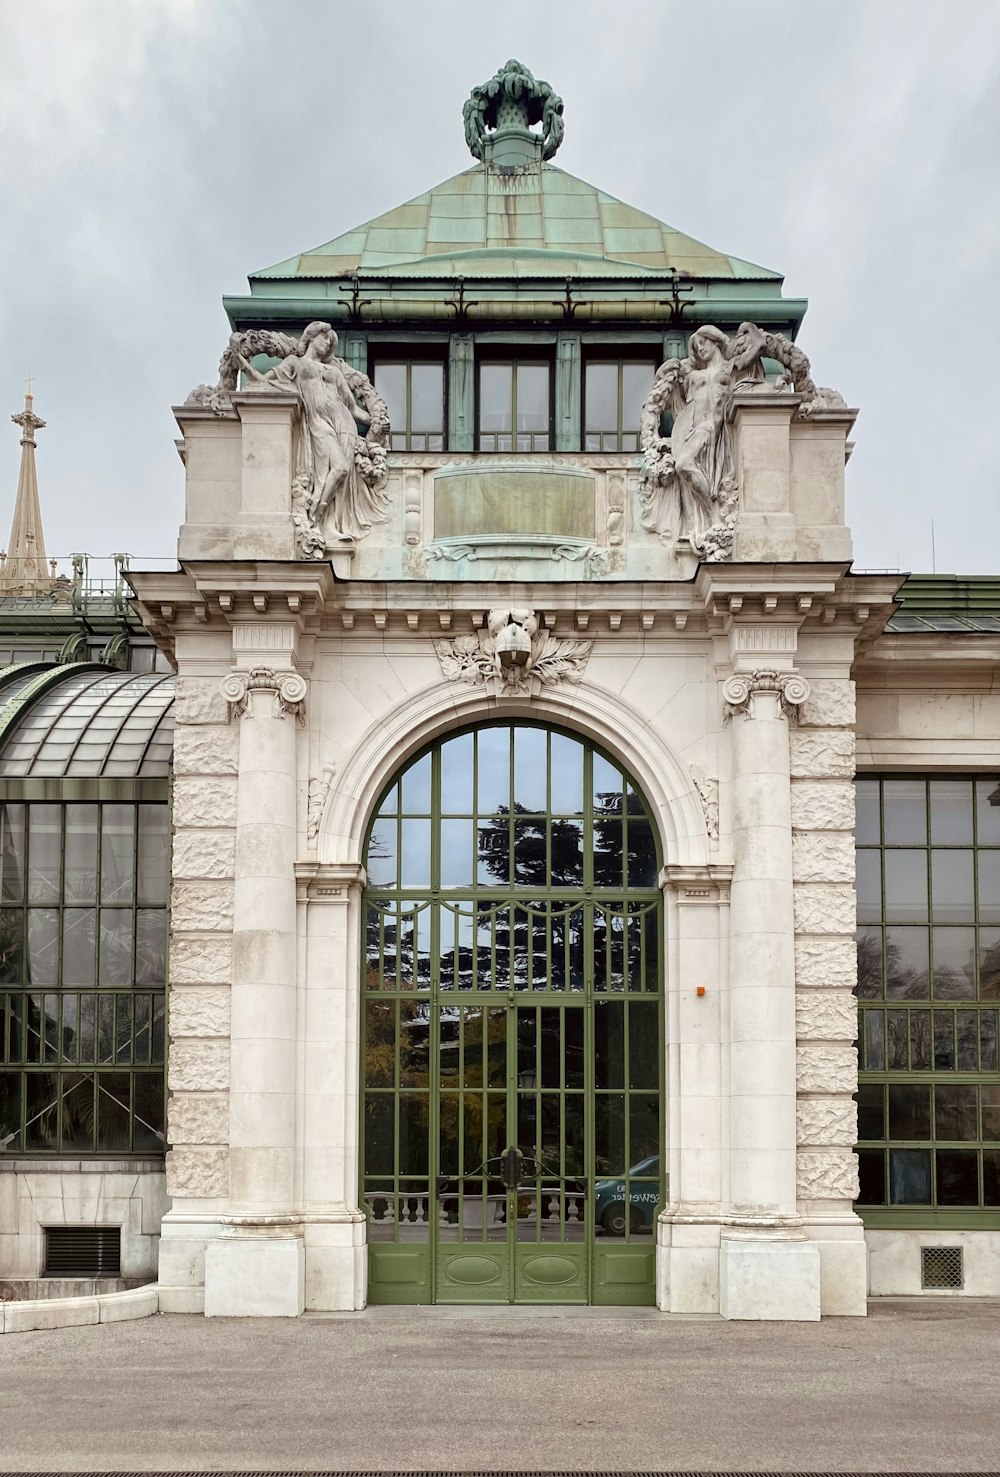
[435,609,591,696]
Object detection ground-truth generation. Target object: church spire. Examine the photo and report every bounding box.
[1,377,54,595]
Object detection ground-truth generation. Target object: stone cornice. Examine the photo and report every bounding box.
[294,861,367,903]
[660,863,733,903]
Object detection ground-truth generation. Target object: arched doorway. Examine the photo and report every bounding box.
[360,721,664,1304]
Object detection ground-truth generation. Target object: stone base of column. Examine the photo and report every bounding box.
[303,1211,367,1311]
[657,1214,721,1315]
[803,1216,868,1316]
[204,1225,305,1318]
[720,1236,821,1321]
[156,1211,225,1315]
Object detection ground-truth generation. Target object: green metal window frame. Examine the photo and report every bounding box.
[371,356,447,453]
[360,721,665,1303]
[582,356,658,453]
[476,357,553,453]
[855,774,1000,1226]
[0,793,169,1157]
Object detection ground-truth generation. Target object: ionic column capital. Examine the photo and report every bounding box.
[722,668,810,724]
[221,665,306,723]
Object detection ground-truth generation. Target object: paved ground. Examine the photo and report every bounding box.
[1,1300,998,1472]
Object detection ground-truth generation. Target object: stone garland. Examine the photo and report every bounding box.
[790,678,860,1206]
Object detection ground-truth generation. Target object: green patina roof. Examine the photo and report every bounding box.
[250,163,782,283]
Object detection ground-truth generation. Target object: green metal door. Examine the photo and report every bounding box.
[361,723,663,1305]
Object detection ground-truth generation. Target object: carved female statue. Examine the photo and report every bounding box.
[238,321,387,543]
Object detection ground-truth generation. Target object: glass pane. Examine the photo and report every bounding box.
[933,1009,955,1068]
[564,1007,584,1089]
[983,1086,1000,1141]
[883,779,926,845]
[364,1096,394,1175]
[856,928,883,999]
[0,804,25,902]
[932,927,976,999]
[440,733,474,813]
[440,819,474,888]
[886,1009,908,1068]
[477,819,509,886]
[27,909,58,986]
[857,1083,885,1140]
[854,780,880,845]
[0,1071,22,1151]
[910,1010,932,1068]
[593,754,624,813]
[374,363,406,433]
[398,1093,429,1174]
[97,1071,130,1150]
[978,850,1000,924]
[512,816,546,888]
[137,805,168,906]
[930,780,973,844]
[982,1010,998,1070]
[888,1148,931,1205]
[401,753,431,814]
[857,1148,885,1204]
[956,1009,978,1070]
[0,910,23,983]
[594,818,624,888]
[63,809,97,898]
[584,363,617,432]
[549,734,583,815]
[984,1150,1000,1206]
[62,910,96,987]
[888,1084,931,1139]
[513,727,547,812]
[978,929,1000,999]
[936,1149,978,1206]
[410,364,444,433]
[136,910,166,987]
[366,819,397,888]
[27,806,61,903]
[399,820,431,888]
[864,1010,885,1070]
[514,364,549,432]
[855,850,881,923]
[885,927,929,999]
[595,1094,625,1175]
[935,1084,978,1140]
[629,1094,659,1164]
[621,362,654,432]
[627,819,657,887]
[479,364,512,433]
[99,910,133,986]
[595,1000,625,1089]
[931,850,974,921]
[100,805,135,905]
[884,850,927,921]
[975,778,1000,844]
[550,820,582,887]
[474,730,510,821]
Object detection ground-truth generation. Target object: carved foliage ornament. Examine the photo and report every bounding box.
[187,323,390,558]
[639,322,847,560]
[221,667,306,724]
[463,60,564,162]
[722,669,811,724]
[435,609,591,696]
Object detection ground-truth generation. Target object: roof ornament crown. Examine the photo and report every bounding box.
[463,60,564,168]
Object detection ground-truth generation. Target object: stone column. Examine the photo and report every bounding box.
[720,667,821,1320]
[297,863,367,1311]
[203,664,307,1317]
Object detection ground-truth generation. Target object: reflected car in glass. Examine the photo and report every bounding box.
[595,1154,661,1235]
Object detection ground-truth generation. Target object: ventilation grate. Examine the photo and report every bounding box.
[43,1226,122,1278]
[921,1244,963,1289]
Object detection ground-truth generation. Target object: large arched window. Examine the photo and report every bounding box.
[361,721,664,1306]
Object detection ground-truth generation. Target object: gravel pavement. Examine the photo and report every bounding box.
[1,1298,998,1472]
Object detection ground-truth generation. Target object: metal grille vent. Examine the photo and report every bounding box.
[921,1244,963,1289]
[43,1226,122,1278]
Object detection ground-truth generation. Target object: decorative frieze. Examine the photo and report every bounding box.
[167,1042,231,1093]
[168,987,231,1039]
[796,1098,858,1147]
[793,884,857,935]
[789,728,855,778]
[795,990,858,1041]
[231,624,297,653]
[172,777,239,830]
[170,880,235,933]
[172,725,240,776]
[796,1150,859,1201]
[167,1095,231,1147]
[172,830,236,881]
[169,936,233,987]
[790,780,856,831]
[792,831,856,883]
[165,1146,229,1199]
[797,679,856,729]
[221,666,307,723]
[796,1042,858,1095]
[722,668,810,723]
[795,936,857,988]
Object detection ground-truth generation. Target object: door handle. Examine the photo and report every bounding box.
[499,1146,525,1190]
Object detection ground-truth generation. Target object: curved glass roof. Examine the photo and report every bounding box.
[0,664,175,778]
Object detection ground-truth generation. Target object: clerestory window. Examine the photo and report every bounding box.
[373,360,446,452]
[477,360,551,453]
[583,358,657,453]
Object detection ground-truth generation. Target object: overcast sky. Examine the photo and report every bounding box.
[1,0,997,576]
